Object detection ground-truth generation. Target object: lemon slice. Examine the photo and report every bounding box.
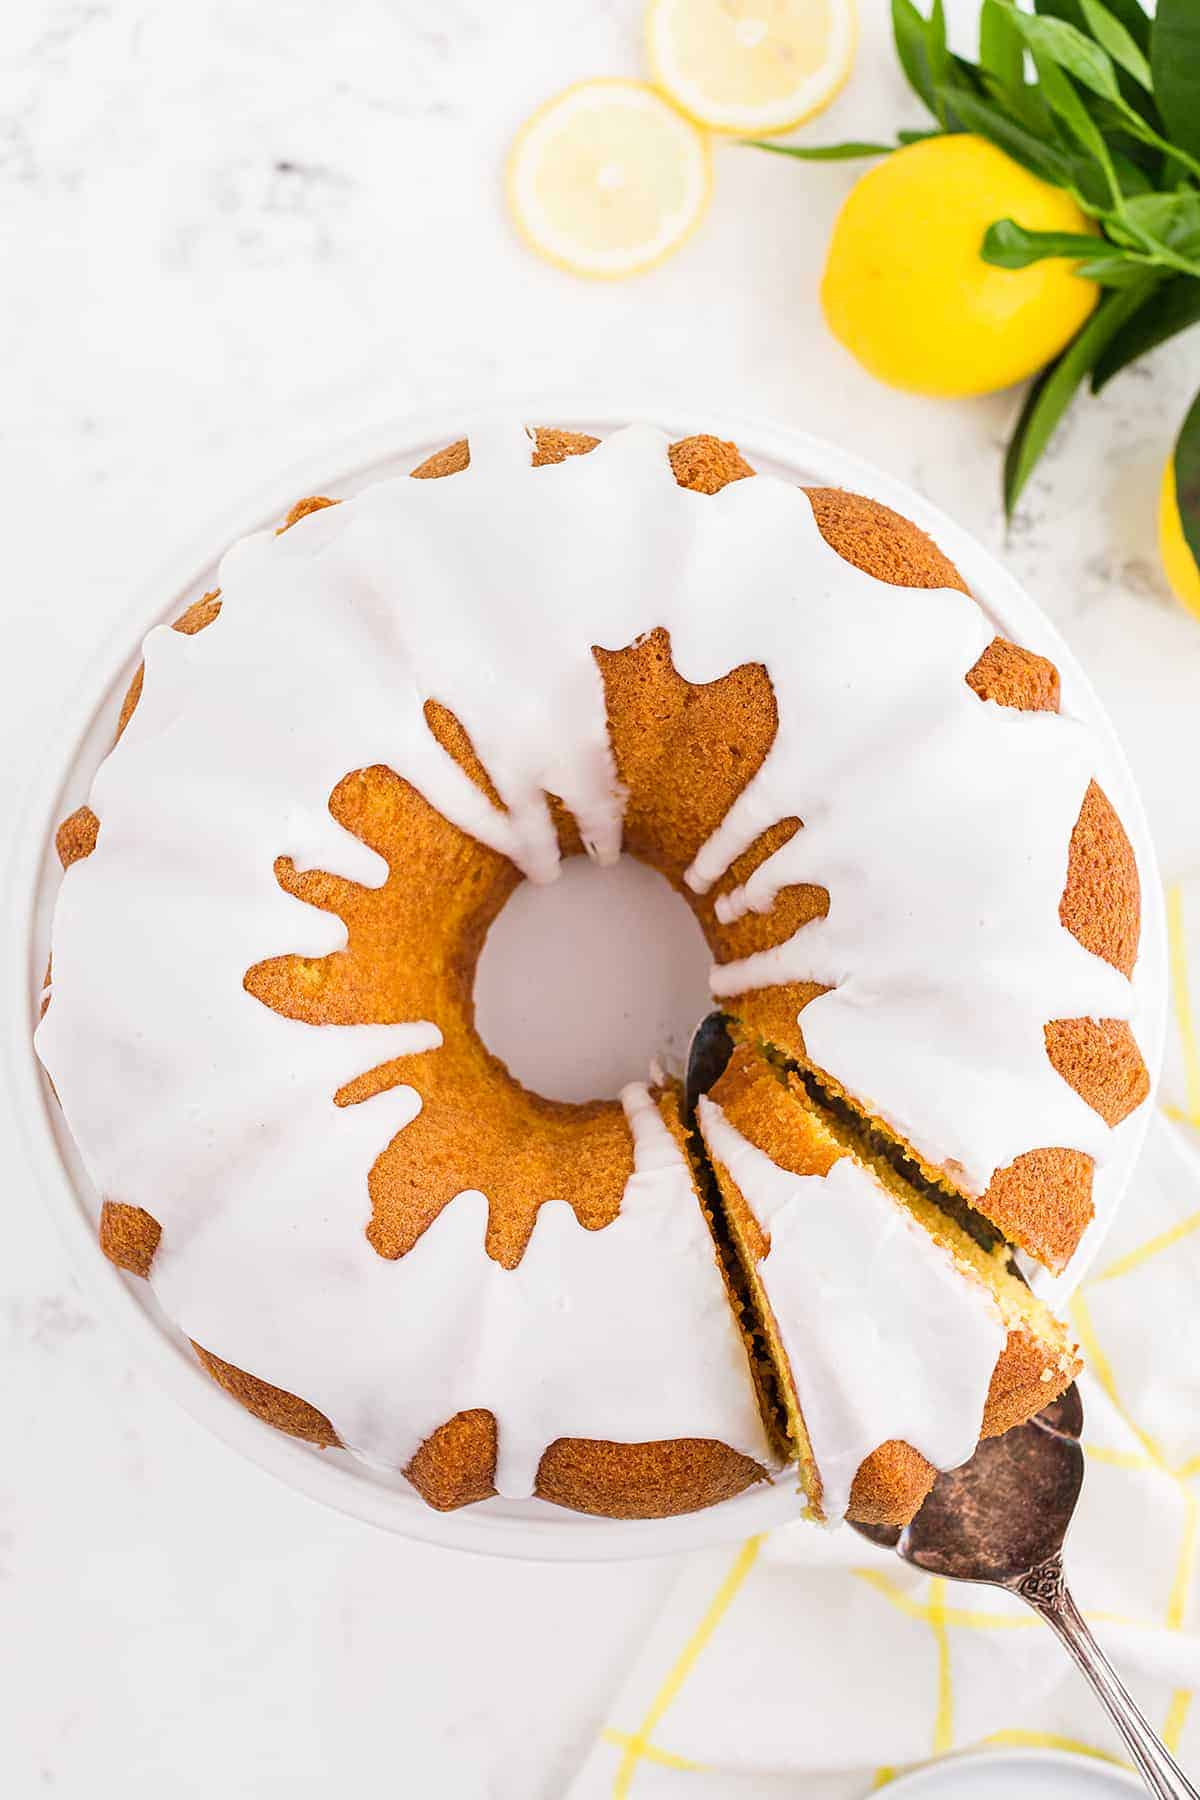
[646,0,857,135]
[507,79,711,279]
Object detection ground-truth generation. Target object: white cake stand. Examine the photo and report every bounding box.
[3,408,1166,1562]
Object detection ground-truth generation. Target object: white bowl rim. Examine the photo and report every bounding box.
[880,1745,1142,1793]
[4,402,1166,1563]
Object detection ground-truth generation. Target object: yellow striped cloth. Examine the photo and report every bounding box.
[569,881,1200,1796]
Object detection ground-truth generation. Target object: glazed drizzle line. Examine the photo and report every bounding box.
[36,422,1127,1494]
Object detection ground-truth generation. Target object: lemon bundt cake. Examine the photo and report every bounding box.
[37,422,1147,1525]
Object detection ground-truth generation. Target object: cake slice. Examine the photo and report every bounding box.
[695,1046,1081,1526]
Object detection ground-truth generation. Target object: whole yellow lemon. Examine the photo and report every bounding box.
[821,135,1099,397]
[1159,455,1200,620]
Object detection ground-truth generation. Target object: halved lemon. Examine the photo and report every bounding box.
[646,0,857,136]
[507,79,711,279]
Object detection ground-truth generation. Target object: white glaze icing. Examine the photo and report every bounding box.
[36,420,1131,1496]
[155,1081,769,1491]
[697,1098,1008,1520]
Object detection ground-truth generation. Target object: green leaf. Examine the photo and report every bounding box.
[1084,105,1161,184]
[1109,0,1151,53]
[1091,274,1200,387]
[1033,0,1088,28]
[1004,276,1159,514]
[743,139,896,160]
[934,83,1093,191]
[1076,256,1150,285]
[981,0,1026,94]
[1107,194,1172,238]
[893,0,981,131]
[947,53,990,106]
[986,72,1053,138]
[1021,20,1194,177]
[1174,389,1200,575]
[926,0,951,107]
[1108,191,1200,266]
[889,2,984,129]
[892,0,940,117]
[1078,0,1152,90]
[1036,0,1150,55]
[897,128,944,145]
[1141,190,1200,250]
[931,12,997,134]
[1027,46,1122,208]
[1108,144,1157,193]
[1095,0,1150,53]
[1094,0,1152,54]
[982,218,1119,268]
[1033,0,1158,125]
[1152,0,1200,166]
[1008,10,1122,103]
[1106,109,1200,190]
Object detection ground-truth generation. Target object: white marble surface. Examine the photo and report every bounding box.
[3,1,1200,1794]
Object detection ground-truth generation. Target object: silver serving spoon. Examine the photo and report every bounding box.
[854,1391,1198,1797]
[685,1012,1200,1799]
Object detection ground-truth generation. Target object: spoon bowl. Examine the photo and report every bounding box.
[683,1009,735,1122]
[852,1390,1195,1796]
[857,1385,1085,1585]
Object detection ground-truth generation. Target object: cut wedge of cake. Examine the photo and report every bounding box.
[695,1045,1081,1526]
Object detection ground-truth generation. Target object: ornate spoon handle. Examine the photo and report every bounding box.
[1010,1556,1200,1799]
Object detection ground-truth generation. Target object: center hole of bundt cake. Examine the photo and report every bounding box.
[474,854,711,1103]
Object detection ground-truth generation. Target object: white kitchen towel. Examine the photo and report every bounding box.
[570,872,1200,1797]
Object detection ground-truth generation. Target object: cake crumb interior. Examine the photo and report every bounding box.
[688,1021,1078,1516]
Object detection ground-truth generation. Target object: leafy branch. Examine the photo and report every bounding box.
[752,0,1200,563]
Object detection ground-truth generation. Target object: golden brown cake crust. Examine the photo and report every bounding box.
[405,1410,497,1510]
[971,702,1142,1270]
[981,1149,1096,1276]
[280,495,338,530]
[56,805,100,869]
[536,1436,764,1518]
[59,423,1131,1521]
[973,766,1140,1269]
[1045,1018,1149,1128]
[192,1344,339,1447]
[411,427,601,482]
[805,487,967,593]
[849,1441,937,1527]
[243,761,634,1274]
[966,637,1061,712]
[668,434,754,494]
[1062,780,1141,979]
[98,1200,161,1278]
